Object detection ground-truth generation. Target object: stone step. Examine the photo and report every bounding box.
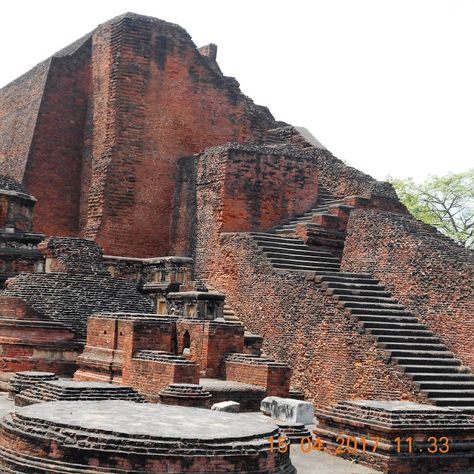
[368,329,434,338]
[350,308,412,316]
[329,288,393,298]
[250,233,307,243]
[417,381,474,390]
[388,349,455,359]
[404,366,466,375]
[322,282,387,291]
[264,252,339,264]
[362,321,427,330]
[432,398,474,407]
[319,275,378,285]
[358,315,419,324]
[426,389,474,399]
[268,258,340,269]
[260,246,334,257]
[273,263,340,272]
[336,295,398,304]
[393,357,462,367]
[342,301,406,310]
[252,240,308,250]
[405,372,474,383]
[316,272,371,279]
[375,335,441,344]
[380,342,446,351]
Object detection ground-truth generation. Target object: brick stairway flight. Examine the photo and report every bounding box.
[249,193,474,412]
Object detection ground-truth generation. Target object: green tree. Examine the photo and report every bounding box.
[389,169,474,249]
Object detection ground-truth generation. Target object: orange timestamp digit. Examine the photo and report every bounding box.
[394,436,449,454]
[268,436,289,453]
[335,435,380,454]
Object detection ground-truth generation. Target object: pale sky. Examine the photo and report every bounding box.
[1,0,473,181]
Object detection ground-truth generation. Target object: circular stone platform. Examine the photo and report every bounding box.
[0,400,296,473]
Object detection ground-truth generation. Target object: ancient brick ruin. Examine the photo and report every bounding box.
[0,11,472,474]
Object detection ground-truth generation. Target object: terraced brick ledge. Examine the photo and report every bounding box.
[314,400,474,473]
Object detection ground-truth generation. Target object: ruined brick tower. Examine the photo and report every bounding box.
[0,13,275,256]
[0,12,472,418]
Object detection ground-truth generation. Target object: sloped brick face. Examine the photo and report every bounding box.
[0,62,50,180]
[342,209,474,370]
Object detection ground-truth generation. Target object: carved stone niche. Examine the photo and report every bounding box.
[166,291,225,320]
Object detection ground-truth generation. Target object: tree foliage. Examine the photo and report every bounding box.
[389,169,474,249]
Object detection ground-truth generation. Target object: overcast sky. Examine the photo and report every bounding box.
[1,0,473,181]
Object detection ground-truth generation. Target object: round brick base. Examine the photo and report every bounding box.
[0,400,296,473]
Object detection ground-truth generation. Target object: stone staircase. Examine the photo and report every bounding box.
[248,194,474,412]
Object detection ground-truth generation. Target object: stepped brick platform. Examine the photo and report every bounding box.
[314,400,474,473]
[75,313,177,384]
[130,351,200,402]
[158,383,212,407]
[15,380,144,406]
[0,400,296,473]
[9,371,58,400]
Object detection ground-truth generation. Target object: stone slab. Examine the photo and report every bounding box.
[15,400,277,440]
[211,401,240,412]
[261,396,314,424]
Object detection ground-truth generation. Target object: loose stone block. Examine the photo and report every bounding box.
[261,396,314,424]
[211,400,240,413]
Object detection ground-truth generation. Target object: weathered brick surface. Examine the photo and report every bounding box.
[342,209,474,370]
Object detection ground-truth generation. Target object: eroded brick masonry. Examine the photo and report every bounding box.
[0,12,472,414]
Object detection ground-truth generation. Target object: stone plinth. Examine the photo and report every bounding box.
[224,353,291,397]
[15,380,144,406]
[0,401,296,473]
[167,290,225,320]
[314,400,474,473]
[158,383,211,408]
[8,371,58,400]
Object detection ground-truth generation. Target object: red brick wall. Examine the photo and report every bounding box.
[224,361,290,397]
[196,231,429,408]
[342,209,474,370]
[128,359,199,400]
[175,320,244,377]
